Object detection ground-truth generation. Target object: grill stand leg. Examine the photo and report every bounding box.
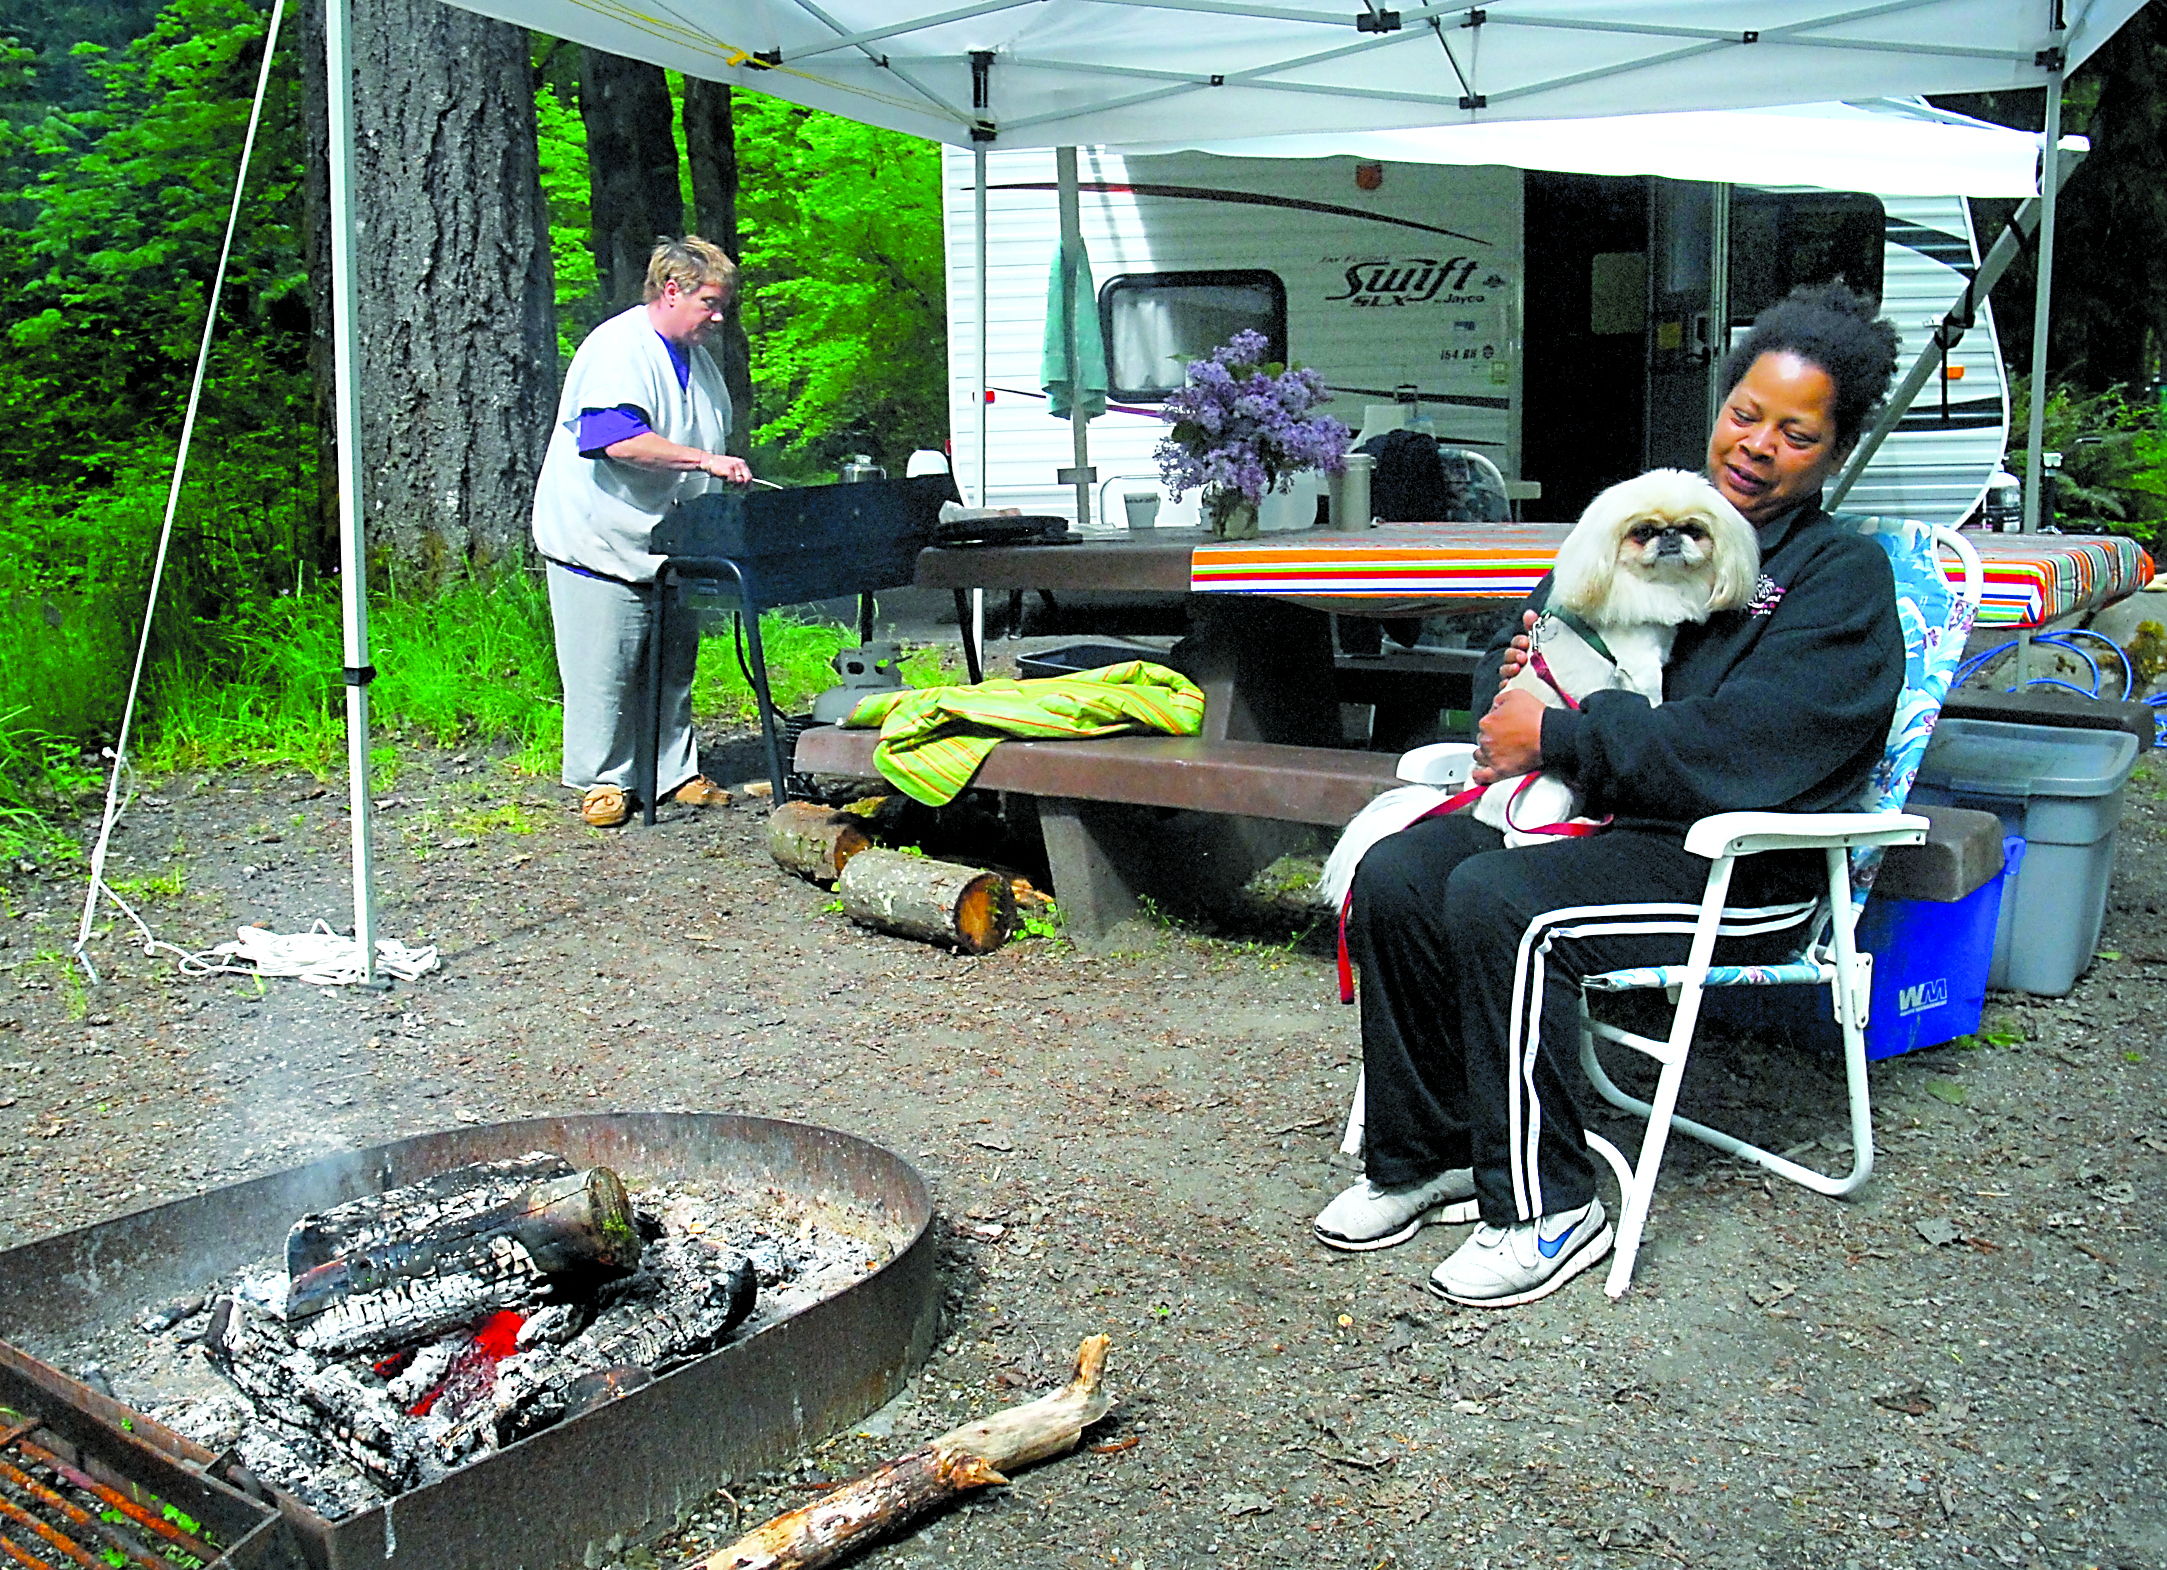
[954,590,984,684]
[735,579,791,806]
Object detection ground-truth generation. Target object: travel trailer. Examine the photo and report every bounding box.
[942,144,2007,531]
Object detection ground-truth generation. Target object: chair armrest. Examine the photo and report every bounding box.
[1683,810,1929,860]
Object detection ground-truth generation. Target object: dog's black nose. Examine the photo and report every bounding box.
[1652,530,1684,556]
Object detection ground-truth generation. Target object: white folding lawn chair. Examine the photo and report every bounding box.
[1335,519,1983,1298]
[1577,518,1982,1297]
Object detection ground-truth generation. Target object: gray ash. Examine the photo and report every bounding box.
[40,1157,884,1519]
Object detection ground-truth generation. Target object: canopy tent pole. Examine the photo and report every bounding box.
[972,142,989,659]
[1704,181,1731,443]
[1826,143,2087,509]
[1055,146,1094,529]
[2020,52,2065,534]
[326,0,380,985]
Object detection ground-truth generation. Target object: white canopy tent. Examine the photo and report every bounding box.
[1140,96,2074,196]
[416,1,2134,149]
[297,0,2142,981]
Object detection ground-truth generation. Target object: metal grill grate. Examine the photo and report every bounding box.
[0,1406,227,1570]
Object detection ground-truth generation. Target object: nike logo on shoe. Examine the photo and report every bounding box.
[1536,1218,1576,1259]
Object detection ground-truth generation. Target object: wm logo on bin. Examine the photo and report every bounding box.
[1896,979,1950,1016]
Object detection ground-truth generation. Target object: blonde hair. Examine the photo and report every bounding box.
[644,236,737,303]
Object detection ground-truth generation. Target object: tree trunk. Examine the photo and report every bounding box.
[836,850,1015,954]
[297,0,338,578]
[582,50,683,310]
[694,1336,1113,1570]
[307,0,556,579]
[681,77,754,458]
[766,801,872,884]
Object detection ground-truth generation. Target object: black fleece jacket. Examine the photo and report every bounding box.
[1489,496,1904,838]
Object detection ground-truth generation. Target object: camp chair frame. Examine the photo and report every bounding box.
[1576,520,1983,1298]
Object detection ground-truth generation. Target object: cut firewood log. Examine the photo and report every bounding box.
[476,1236,758,1444]
[766,802,872,883]
[692,1334,1112,1570]
[288,1167,643,1356]
[204,1299,427,1488]
[835,849,1015,955]
[286,1153,575,1277]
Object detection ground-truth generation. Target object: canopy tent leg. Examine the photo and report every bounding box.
[973,141,988,668]
[326,0,381,986]
[1056,146,1093,530]
[1704,181,1731,442]
[2021,52,2064,534]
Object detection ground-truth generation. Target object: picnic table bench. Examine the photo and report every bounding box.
[792,725,1403,938]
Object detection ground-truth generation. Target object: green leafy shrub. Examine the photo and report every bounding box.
[2007,377,2167,546]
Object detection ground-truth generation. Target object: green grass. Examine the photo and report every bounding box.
[0,560,959,856]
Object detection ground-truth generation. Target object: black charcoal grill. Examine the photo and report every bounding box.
[647,474,960,812]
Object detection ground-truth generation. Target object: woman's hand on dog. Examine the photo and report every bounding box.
[1497,609,1538,688]
[1473,687,1545,785]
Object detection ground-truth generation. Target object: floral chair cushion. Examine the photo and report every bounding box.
[1584,516,1978,996]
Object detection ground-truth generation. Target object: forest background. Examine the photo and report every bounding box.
[0,0,2162,859]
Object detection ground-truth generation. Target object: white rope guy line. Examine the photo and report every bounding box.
[71,0,288,985]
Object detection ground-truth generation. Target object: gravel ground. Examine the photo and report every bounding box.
[0,722,2161,1570]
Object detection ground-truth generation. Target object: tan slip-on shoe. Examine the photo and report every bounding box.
[580,784,630,827]
[669,775,732,807]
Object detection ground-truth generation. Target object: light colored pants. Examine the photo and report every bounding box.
[545,562,699,798]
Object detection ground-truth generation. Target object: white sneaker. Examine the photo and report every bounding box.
[1313,1170,1479,1252]
[1426,1198,1613,1307]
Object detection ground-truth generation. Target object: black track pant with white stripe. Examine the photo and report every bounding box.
[1347,813,1821,1225]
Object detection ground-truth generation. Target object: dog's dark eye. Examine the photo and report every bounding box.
[1627,523,1662,543]
[1678,523,1709,541]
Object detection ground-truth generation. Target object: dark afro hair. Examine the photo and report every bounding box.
[1717,281,1901,451]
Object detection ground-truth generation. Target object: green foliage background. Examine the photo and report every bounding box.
[0,0,949,858]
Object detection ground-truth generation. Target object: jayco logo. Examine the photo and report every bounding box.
[1326,256,1481,307]
[1896,978,1949,1016]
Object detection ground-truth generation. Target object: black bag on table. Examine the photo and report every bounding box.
[1342,431,1512,653]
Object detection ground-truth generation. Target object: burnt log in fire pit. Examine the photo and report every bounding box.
[0,1113,938,1570]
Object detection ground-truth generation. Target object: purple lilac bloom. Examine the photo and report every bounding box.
[1154,331,1352,506]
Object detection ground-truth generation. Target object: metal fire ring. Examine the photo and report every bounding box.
[0,1112,941,1570]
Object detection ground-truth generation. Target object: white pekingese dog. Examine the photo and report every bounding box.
[1466,466,1758,842]
[1321,468,1759,900]
[1537,465,1761,701]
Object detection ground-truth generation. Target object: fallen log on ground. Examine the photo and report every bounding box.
[766,802,872,883]
[692,1334,1113,1570]
[835,849,1015,954]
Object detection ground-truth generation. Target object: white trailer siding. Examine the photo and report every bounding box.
[944,151,2005,531]
[1832,193,2007,527]
[944,146,1522,527]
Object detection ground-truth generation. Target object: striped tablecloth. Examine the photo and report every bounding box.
[1190,523,2155,629]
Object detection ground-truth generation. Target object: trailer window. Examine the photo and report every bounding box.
[1728,192,1885,326]
[1099,270,1288,401]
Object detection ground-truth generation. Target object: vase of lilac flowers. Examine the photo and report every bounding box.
[1154,330,1351,539]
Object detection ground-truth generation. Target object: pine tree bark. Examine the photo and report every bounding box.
[682,77,754,458]
[296,0,338,577]
[581,51,683,310]
[300,0,557,579]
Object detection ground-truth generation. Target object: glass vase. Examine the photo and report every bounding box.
[1203,486,1259,540]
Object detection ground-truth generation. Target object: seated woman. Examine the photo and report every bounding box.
[1313,282,1904,1307]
